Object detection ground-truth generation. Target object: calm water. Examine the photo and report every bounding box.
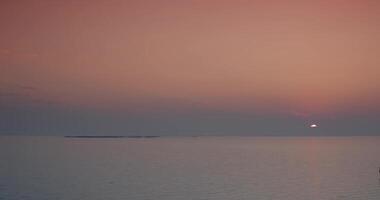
[1,136,380,200]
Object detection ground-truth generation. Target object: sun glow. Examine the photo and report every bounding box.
[310,124,318,128]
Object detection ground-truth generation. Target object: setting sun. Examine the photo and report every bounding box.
[310,124,318,128]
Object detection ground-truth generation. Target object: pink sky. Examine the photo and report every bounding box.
[1,0,380,118]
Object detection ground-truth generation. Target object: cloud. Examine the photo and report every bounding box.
[0,81,37,91]
[0,82,42,105]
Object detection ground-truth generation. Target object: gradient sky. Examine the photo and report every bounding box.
[1,0,379,135]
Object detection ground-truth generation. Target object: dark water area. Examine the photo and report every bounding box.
[1,136,380,200]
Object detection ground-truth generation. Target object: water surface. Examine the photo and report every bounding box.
[1,136,380,200]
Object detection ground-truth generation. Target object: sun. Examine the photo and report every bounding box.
[310,124,318,128]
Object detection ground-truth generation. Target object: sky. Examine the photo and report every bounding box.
[1,0,379,136]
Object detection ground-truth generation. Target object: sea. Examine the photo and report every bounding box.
[1,136,380,200]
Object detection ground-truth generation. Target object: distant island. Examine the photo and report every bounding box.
[64,136,159,138]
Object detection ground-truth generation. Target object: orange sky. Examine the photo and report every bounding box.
[1,0,380,118]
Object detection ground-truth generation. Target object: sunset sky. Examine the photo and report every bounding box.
[1,0,379,135]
